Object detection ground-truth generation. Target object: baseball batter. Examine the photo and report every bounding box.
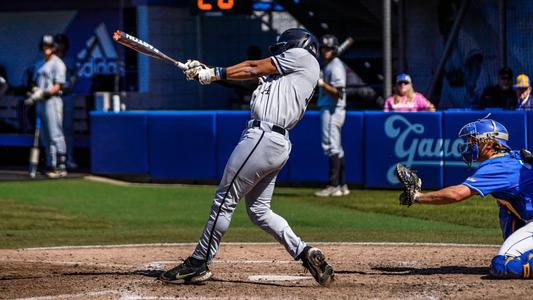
[26,35,68,178]
[396,117,533,279]
[159,28,334,286]
[315,34,349,197]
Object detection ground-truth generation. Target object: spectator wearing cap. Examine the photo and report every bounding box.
[479,67,516,109]
[384,74,436,112]
[514,74,533,110]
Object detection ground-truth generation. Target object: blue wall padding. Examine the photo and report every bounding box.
[364,112,443,189]
[91,112,149,174]
[148,111,217,180]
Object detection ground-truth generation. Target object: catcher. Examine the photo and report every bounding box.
[396,117,533,279]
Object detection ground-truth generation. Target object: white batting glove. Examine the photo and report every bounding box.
[184,59,208,81]
[24,87,46,106]
[197,68,215,85]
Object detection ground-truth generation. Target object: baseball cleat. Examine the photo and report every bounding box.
[300,246,334,287]
[314,186,342,197]
[341,184,350,196]
[159,257,212,284]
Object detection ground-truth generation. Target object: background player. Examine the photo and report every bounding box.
[315,34,349,197]
[396,117,533,279]
[25,35,68,178]
[158,28,334,286]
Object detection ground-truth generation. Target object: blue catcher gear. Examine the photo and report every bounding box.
[269,28,319,59]
[457,117,510,167]
[489,254,533,279]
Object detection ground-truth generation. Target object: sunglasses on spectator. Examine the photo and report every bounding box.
[397,81,411,85]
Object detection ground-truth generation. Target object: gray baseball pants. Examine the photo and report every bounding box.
[36,97,67,168]
[191,122,307,263]
[320,106,345,158]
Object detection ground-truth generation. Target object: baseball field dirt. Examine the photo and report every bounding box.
[2,243,532,299]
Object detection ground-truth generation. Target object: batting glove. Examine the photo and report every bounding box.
[24,87,46,106]
[184,59,208,81]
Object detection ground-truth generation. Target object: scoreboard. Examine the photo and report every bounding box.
[192,0,253,15]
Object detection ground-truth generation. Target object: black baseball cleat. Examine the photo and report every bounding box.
[159,257,213,284]
[299,246,334,287]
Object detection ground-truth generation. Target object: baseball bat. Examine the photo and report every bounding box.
[29,117,41,178]
[336,37,354,57]
[112,30,187,70]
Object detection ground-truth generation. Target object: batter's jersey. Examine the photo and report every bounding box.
[317,57,346,108]
[250,48,320,130]
[462,151,533,238]
[33,55,66,98]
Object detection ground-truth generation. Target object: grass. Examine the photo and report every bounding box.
[0,179,503,248]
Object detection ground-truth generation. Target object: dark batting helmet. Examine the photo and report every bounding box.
[39,34,56,50]
[321,34,339,50]
[268,28,319,59]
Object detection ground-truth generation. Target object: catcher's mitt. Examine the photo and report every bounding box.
[395,163,422,207]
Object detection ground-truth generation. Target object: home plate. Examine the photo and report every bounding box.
[248,275,312,282]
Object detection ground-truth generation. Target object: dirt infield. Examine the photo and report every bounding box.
[1,243,532,299]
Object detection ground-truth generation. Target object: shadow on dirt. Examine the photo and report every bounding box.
[371,266,488,275]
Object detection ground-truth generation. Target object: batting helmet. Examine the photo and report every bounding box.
[39,34,56,50]
[268,28,319,59]
[457,117,511,166]
[321,34,339,50]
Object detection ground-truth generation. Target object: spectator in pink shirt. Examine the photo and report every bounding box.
[384,73,436,112]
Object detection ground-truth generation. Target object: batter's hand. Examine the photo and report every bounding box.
[24,87,46,106]
[183,59,207,81]
[520,149,533,164]
[395,163,422,207]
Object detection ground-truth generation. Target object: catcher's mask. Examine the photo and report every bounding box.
[457,117,510,167]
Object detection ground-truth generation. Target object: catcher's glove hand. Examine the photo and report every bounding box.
[520,149,533,164]
[395,163,422,207]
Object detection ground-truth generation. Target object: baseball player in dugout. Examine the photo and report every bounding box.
[25,35,68,178]
[158,28,334,286]
[314,34,349,197]
[396,116,533,279]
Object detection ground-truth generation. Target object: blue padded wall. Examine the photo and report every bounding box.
[91,112,149,174]
[364,112,443,189]
[148,111,217,180]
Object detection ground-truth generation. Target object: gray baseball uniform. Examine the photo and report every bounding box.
[33,54,67,168]
[317,57,346,158]
[191,48,319,263]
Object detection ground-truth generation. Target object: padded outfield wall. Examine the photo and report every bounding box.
[91,110,530,189]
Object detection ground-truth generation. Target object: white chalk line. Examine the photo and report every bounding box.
[248,274,312,282]
[21,241,500,251]
[0,258,129,268]
[143,260,295,270]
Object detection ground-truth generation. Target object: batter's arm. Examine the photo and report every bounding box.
[416,184,476,205]
[223,57,278,80]
[319,81,341,98]
[47,83,62,96]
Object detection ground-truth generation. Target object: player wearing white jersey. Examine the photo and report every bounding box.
[159,28,334,287]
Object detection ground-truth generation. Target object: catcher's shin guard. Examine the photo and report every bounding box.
[490,254,533,279]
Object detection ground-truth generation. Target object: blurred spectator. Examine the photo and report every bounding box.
[54,33,78,170]
[513,74,533,110]
[0,65,8,96]
[479,67,515,109]
[384,74,436,112]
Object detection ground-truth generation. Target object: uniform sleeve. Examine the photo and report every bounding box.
[271,48,314,75]
[462,163,510,197]
[53,60,67,85]
[328,59,346,88]
[414,93,432,110]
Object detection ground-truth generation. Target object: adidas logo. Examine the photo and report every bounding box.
[76,23,124,78]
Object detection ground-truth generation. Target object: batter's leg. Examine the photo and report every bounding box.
[245,171,307,259]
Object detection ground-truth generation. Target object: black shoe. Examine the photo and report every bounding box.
[159,257,212,284]
[300,246,334,287]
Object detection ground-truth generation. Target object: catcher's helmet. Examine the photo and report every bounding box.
[321,34,339,50]
[457,117,510,166]
[39,34,56,50]
[268,28,319,59]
